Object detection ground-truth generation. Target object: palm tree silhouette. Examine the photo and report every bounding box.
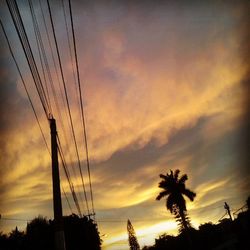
[156,169,196,231]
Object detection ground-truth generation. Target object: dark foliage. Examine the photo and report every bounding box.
[0,215,101,250]
[142,208,250,250]
[64,214,101,250]
[25,216,53,250]
[7,227,25,250]
[127,219,140,250]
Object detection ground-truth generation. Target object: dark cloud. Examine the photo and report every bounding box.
[89,108,249,211]
[0,33,24,207]
[91,115,215,180]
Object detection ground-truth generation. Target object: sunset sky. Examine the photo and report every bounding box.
[0,0,249,249]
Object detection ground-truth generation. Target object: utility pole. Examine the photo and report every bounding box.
[224,202,233,221]
[50,118,66,250]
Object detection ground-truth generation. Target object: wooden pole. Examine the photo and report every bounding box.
[50,118,66,250]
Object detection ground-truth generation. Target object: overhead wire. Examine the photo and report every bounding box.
[0,18,50,155]
[61,0,83,170]
[27,0,80,214]
[62,186,73,214]
[6,0,50,119]
[6,0,77,216]
[27,0,52,113]
[38,0,77,152]
[46,0,88,216]
[38,0,71,140]
[0,217,31,222]
[16,1,73,213]
[218,212,227,222]
[29,0,84,215]
[38,0,70,124]
[55,0,86,209]
[35,35,51,112]
[5,0,92,219]
[61,0,78,96]
[57,135,82,216]
[14,0,51,117]
[46,0,90,216]
[37,0,82,196]
[38,0,62,101]
[68,0,95,219]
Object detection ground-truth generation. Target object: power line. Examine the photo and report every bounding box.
[27,0,52,114]
[62,186,73,214]
[28,0,83,212]
[5,0,83,219]
[10,0,49,118]
[38,0,69,122]
[35,0,68,134]
[38,0,80,202]
[6,0,50,119]
[5,0,92,220]
[68,0,95,219]
[57,135,82,217]
[0,217,31,222]
[0,18,50,155]
[233,204,247,216]
[38,0,62,100]
[61,0,82,131]
[46,0,90,216]
[218,212,227,222]
[56,0,86,209]
[61,0,78,93]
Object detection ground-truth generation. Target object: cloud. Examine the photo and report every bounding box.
[0,0,249,249]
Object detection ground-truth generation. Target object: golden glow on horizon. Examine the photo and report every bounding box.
[103,221,177,250]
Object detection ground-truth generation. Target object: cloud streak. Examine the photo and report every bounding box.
[0,0,249,248]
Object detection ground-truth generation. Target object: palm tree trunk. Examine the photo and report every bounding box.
[179,209,188,231]
[179,209,193,249]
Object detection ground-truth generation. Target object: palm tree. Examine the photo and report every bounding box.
[156,169,196,232]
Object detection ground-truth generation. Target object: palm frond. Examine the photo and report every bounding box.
[179,174,188,184]
[169,170,174,178]
[174,169,180,181]
[158,180,167,188]
[182,188,196,201]
[158,179,173,189]
[159,174,167,180]
[156,190,169,200]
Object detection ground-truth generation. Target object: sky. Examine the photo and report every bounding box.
[0,0,249,249]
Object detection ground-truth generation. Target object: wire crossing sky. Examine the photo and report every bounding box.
[1,0,95,220]
[0,1,249,249]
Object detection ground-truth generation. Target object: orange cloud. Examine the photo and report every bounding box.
[0,1,249,249]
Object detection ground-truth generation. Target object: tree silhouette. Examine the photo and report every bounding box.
[63,214,101,250]
[0,215,101,250]
[25,216,53,250]
[8,227,25,250]
[156,169,196,232]
[141,206,250,250]
[127,219,140,250]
